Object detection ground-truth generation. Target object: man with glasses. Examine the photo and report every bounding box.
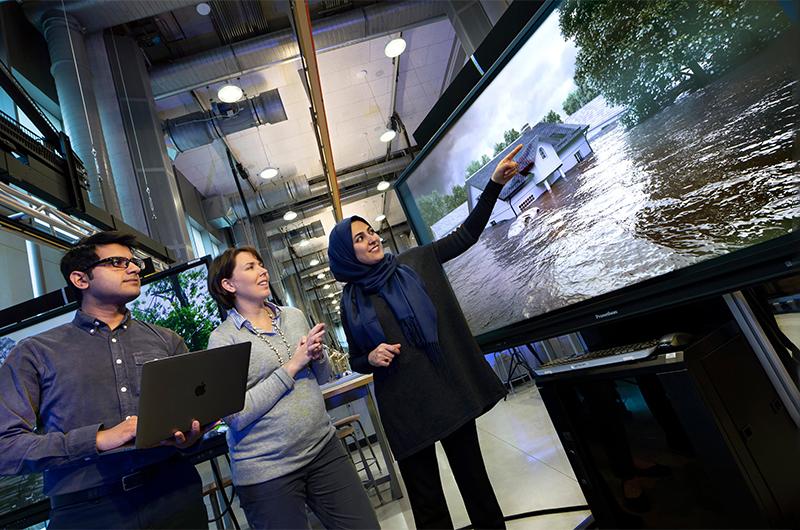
[0,231,208,528]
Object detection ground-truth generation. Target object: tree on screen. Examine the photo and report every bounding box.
[465,154,491,178]
[543,110,563,124]
[562,81,598,115]
[417,184,468,227]
[130,269,220,351]
[559,0,792,125]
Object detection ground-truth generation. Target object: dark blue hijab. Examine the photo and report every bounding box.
[328,216,441,363]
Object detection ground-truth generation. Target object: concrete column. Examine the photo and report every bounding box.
[102,33,192,261]
[25,240,46,297]
[85,31,149,235]
[41,11,121,216]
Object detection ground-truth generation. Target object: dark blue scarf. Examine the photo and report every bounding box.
[328,216,441,363]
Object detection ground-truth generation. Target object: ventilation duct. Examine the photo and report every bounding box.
[26,1,200,32]
[164,89,287,152]
[150,1,446,99]
[202,155,411,228]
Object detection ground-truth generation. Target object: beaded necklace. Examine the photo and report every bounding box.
[252,310,292,365]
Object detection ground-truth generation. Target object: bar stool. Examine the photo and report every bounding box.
[333,414,385,504]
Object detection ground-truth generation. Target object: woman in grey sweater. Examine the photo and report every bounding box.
[207,246,379,530]
[327,145,524,529]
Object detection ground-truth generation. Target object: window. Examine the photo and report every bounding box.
[538,146,547,159]
[189,223,206,258]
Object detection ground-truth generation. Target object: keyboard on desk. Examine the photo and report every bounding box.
[534,338,664,376]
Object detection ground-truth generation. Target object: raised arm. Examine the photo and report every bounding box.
[432,144,523,263]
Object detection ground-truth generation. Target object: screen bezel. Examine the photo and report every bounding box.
[393,0,800,351]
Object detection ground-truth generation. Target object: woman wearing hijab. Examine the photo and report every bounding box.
[327,144,524,530]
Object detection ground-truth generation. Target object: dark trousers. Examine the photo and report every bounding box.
[236,435,379,530]
[48,458,206,529]
[397,420,505,530]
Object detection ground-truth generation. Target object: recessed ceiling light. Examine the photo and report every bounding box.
[356,69,368,80]
[196,2,211,16]
[323,284,331,290]
[328,293,335,298]
[260,167,279,179]
[375,214,386,222]
[283,210,297,221]
[309,258,320,267]
[379,129,397,143]
[217,83,243,103]
[316,272,325,279]
[384,37,407,58]
[298,239,310,247]
[377,180,391,192]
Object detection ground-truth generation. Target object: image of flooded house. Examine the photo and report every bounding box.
[465,121,592,225]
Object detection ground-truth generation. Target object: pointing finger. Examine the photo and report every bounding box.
[502,144,524,161]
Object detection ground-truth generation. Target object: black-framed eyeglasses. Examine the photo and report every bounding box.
[83,256,145,271]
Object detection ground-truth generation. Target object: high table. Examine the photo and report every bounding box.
[321,373,403,501]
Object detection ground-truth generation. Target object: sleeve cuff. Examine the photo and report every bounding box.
[275,367,297,389]
[67,424,102,459]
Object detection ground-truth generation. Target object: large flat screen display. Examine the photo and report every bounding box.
[130,258,222,352]
[396,0,799,341]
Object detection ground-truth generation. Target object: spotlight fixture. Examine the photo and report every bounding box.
[323,284,331,290]
[260,167,279,179]
[316,273,325,280]
[217,83,243,103]
[196,2,211,15]
[377,180,391,192]
[282,210,298,221]
[375,214,386,222]
[384,37,407,58]
[328,293,335,298]
[309,258,320,267]
[379,128,397,143]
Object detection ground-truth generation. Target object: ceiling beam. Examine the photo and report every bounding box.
[290,0,342,221]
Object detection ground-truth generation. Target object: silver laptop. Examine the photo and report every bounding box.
[135,342,251,448]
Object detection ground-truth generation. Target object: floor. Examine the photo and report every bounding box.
[199,381,590,529]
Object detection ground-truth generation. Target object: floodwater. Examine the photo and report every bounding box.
[444,42,800,337]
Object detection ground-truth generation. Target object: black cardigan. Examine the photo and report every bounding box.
[344,179,508,460]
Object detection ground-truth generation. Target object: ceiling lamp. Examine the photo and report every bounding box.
[196,3,211,16]
[309,258,320,267]
[217,83,243,103]
[316,272,325,280]
[260,167,279,179]
[379,128,397,143]
[282,210,297,221]
[384,37,407,58]
[328,293,335,298]
[298,239,310,248]
[375,214,386,222]
[377,180,391,192]
[323,284,331,290]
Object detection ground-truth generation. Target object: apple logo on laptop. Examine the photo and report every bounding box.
[194,382,206,397]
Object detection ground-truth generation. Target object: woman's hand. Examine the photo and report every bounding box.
[285,323,326,377]
[368,343,401,368]
[490,144,523,185]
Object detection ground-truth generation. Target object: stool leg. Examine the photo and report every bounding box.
[356,419,382,473]
[350,432,384,504]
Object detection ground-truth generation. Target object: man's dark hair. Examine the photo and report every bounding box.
[60,231,137,299]
[208,246,263,311]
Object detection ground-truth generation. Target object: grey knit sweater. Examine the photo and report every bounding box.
[207,306,334,485]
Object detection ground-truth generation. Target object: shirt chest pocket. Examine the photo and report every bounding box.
[130,351,164,396]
